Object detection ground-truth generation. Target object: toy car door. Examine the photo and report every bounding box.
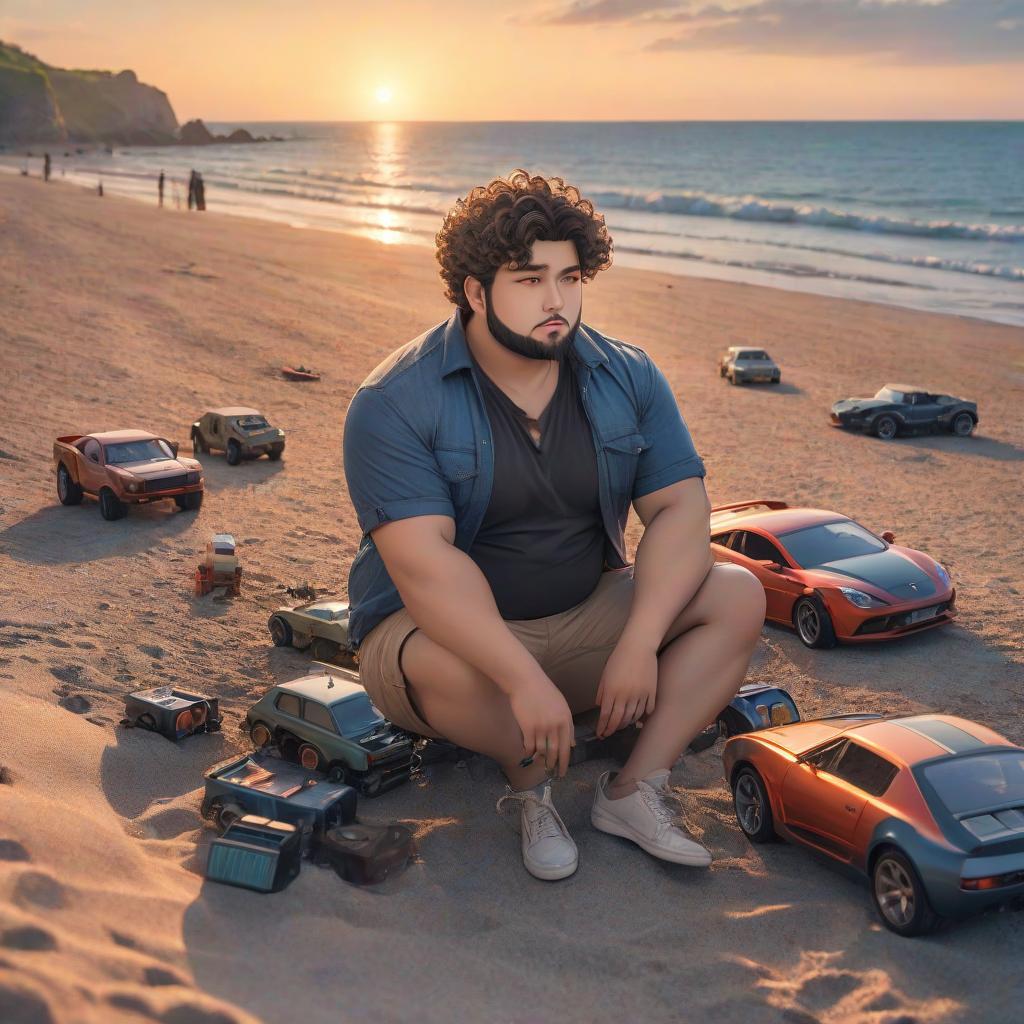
[734,531,804,621]
[906,392,941,427]
[780,738,870,860]
[80,437,106,492]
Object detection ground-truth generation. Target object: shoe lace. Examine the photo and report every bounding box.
[638,781,686,832]
[496,789,568,842]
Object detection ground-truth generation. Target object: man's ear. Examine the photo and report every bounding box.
[464,276,487,317]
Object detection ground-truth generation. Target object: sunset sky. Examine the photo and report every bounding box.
[2,0,1022,121]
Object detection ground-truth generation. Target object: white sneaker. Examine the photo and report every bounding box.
[496,780,578,881]
[591,769,712,867]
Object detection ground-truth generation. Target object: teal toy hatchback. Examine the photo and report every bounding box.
[244,670,414,796]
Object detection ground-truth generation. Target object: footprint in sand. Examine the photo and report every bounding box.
[139,645,165,659]
[143,965,187,987]
[1,925,57,951]
[14,871,67,910]
[58,694,91,714]
[49,664,87,686]
[0,839,29,861]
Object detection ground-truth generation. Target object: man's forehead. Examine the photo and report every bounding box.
[500,239,579,272]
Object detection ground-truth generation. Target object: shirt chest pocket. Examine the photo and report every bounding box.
[434,445,479,508]
[601,431,649,502]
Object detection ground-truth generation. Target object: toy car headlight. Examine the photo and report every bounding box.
[839,586,885,609]
[125,479,142,493]
[276,428,285,436]
[186,471,201,484]
[935,563,951,586]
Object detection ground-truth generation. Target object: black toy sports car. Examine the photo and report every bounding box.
[831,385,977,441]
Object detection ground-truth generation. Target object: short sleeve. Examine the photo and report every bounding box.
[343,387,455,535]
[633,357,706,499]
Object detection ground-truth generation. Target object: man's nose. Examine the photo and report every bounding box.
[543,279,566,311]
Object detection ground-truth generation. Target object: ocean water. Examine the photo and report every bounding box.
[4,121,1023,326]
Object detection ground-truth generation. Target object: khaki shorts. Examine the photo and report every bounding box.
[355,567,638,739]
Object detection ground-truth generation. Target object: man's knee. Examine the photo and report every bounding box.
[714,563,766,628]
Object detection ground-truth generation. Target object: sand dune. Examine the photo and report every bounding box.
[1,174,1022,1024]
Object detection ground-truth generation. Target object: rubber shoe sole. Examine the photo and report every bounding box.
[591,805,712,867]
[523,852,578,881]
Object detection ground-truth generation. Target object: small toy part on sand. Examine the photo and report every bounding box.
[282,365,321,381]
[195,534,241,596]
[317,822,414,885]
[206,815,303,893]
[123,685,222,740]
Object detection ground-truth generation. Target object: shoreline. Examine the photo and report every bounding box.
[4,161,1021,330]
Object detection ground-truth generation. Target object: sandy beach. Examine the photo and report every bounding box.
[1,172,1022,1024]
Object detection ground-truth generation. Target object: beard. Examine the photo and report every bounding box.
[484,290,580,362]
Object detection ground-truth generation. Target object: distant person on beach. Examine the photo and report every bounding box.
[187,169,197,210]
[344,169,764,881]
[43,153,51,182]
[158,170,165,207]
[195,172,206,211]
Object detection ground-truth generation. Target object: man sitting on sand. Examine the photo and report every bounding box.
[343,169,765,880]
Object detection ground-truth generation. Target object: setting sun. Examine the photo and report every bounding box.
[375,85,393,104]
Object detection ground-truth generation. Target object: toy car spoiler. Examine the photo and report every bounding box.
[711,500,790,515]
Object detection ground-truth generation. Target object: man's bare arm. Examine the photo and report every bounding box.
[620,476,714,651]
[370,515,575,773]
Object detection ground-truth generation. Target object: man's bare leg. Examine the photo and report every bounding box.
[608,562,765,795]
[400,631,550,791]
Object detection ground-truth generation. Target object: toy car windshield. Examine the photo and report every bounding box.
[742,351,770,360]
[105,439,174,464]
[923,751,1024,817]
[333,694,387,739]
[777,520,886,568]
[234,416,270,431]
[874,387,906,403]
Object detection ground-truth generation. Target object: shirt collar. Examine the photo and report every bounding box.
[441,309,608,378]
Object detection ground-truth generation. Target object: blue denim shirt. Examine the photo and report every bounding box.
[343,310,705,649]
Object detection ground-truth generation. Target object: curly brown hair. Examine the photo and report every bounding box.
[435,169,613,314]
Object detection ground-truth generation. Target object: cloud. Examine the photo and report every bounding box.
[538,0,1024,64]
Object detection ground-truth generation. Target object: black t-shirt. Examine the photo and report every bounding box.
[468,354,606,620]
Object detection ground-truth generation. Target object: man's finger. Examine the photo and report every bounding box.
[558,722,571,777]
[623,699,639,727]
[644,695,656,718]
[596,699,612,738]
[605,698,626,737]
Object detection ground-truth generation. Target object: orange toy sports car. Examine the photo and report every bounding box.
[710,500,955,648]
[724,714,1024,936]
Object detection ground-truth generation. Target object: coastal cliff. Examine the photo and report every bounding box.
[0,41,178,144]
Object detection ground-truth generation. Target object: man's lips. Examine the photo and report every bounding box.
[538,319,566,329]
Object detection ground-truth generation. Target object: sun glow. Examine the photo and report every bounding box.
[375,86,393,104]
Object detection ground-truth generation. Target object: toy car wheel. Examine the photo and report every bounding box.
[872,848,941,937]
[326,764,347,784]
[719,365,727,378]
[732,766,776,843]
[175,492,203,511]
[56,463,83,505]
[268,615,293,647]
[216,802,244,832]
[297,743,323,771]
[250,722,273,748]
[793,596,838,649]
[226,440,241,466]
[191,431,207,454]
[310,637,340,662]
[99,488,127,521]
[951,412,975,437]
[771,376,781,384]
[267,444,284,461]
[873,415,898,441]
[687,721,720,752]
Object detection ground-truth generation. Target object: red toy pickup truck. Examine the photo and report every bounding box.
[54,430,204,520]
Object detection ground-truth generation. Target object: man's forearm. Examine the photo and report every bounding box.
[391,544,544,696]
[619,496,714,651]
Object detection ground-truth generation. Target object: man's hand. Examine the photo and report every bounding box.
[596,636,658,738]
[508,675,575,777]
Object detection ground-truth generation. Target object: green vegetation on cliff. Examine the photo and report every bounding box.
[0,41,178,144]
